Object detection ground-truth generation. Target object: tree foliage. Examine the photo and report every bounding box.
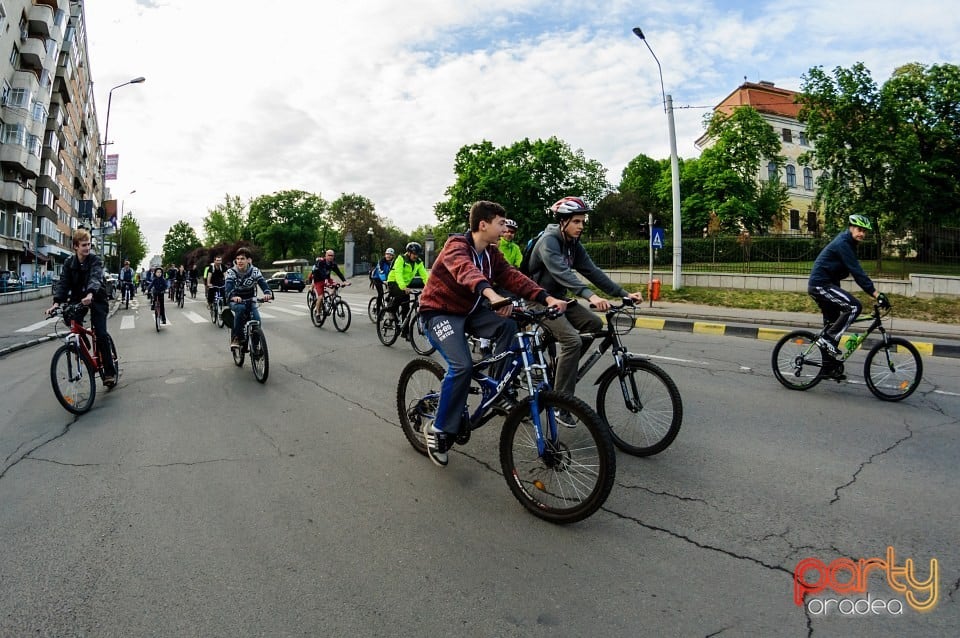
[434,137,611,239]
[117,213,149,271]
[798,61,960,242]
[203,194,248,246]
[247,190,326,262]
[162,221,202,266]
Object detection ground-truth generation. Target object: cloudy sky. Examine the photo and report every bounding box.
[83,0,960,259]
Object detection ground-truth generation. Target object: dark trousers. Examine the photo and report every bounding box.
[89,300,116,377]
[809,285,862,342]
[425,309,517,434]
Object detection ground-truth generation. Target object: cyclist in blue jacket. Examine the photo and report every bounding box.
[808,214,885,358]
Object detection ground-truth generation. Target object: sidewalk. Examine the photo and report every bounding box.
[634,299,960,359]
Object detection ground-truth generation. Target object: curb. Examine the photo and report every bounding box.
[629,316,960,360]
[0,299,121,358]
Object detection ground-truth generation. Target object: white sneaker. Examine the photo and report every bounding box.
[555,409,578,429]
[816,336,842,358]
[423,424,450,467]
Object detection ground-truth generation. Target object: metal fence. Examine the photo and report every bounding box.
[581,225,960,279]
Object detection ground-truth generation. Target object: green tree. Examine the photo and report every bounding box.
[247,190,326,262]
[697,106,788,233]
[203,194,248,246]
[118,214,149,270]
[434,137,611,239]
[328,193,379,248]
[162,221,202,266]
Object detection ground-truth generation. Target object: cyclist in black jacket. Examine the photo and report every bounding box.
[808,214,885,358]
[46,228,118,386]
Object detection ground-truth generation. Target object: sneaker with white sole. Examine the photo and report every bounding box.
[816,336,842,358]
[423,424,451,467]
[555,409,578,429]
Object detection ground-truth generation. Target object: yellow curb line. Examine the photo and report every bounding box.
[757,327,789,341]
[693,322,725,336]
[635,317,666,330]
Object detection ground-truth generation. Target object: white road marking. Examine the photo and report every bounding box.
[268,305,305,316]
[183,311,207,324]
[120,315,136,330]
[16,318,57,332]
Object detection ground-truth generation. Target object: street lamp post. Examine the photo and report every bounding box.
[100,76,145,261]
[632,28,682,290]
[34,227,40,288]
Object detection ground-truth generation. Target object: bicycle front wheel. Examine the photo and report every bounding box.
[250,327,269,383]
[864,337,922,401]
[596,359,682,457]
[155,306,161,332]
[397,357,445,456]
[500,390,616,524]
[50,344,96,414]
[367,297,381,323]
[771,331,825,391]
[306,289,316,312]
[332,299,352,332]
[215,301,225,329]
[377,310,400,346]
[409,308,435,356]
[232,338,245,367]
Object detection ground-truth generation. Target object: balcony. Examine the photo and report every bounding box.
[0,145,41,178]
[19,37,47,69]
[53,76,73,104]
[37,201,58,222]
[0,181,38,210]
[37,174,60,199]
[28,4,55,38]
[10,70,40,93]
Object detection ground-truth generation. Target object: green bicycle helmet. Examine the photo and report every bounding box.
[848,214,872,230]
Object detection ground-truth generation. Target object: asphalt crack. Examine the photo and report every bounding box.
[0,419,77,481]
[830,421,914,504]
[279,362,394,424]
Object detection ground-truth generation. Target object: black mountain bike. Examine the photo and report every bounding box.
[397,301,615,524]
[231,298,270,383]
[377,290,434,355]
[310,282,352,331]
[209,286,225,328]
[771,294,922,401]
[537,299,683,456]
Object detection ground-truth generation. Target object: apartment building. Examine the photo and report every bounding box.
[696,81,822,235]
[0,0,101,282]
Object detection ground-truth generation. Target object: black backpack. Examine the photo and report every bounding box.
[518,230,546,277]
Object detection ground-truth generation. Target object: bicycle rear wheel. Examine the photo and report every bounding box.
[397,357,445,456]
[771,330,825,390]
[367,297,381,323]
[409,308,435,355]
[332,299,352,332]
[250,327,269,383]
[377,309,400,346]
[864,337,922,401]
[500,391,615,524]
[50,344,96,414]
[596,359,682,457]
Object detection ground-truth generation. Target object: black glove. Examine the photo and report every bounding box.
[876,292,890,309]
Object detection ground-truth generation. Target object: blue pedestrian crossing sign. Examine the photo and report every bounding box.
[651,227,664,249]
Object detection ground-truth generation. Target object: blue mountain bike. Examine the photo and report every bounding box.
[397,302,615,524]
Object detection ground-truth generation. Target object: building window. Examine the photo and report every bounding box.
[6,87,29,108]
[1,123,28,146]
[27,134,41,157]
[786,165,797,188]
[9,44,18,67]
[789,209,800,231]
[803,167,813,190]
[782,128,792,143]
[806,210,818,233]
[767,161,778,182]
[799,131,808,146]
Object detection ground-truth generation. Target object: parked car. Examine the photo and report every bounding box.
[0,270,21,291]
[267,271,305,292]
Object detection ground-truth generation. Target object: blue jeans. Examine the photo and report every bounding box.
[230,300,261,342]
[425,309,517,434]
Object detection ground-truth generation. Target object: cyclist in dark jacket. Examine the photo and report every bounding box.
[148,266,168,324]
[46,228,117,385]
[808,214,883,357]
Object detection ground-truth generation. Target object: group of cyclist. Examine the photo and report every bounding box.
[44,193,885,451]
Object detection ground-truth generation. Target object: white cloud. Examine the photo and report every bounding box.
[83,0,960,259]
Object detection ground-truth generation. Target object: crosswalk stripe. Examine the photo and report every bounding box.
[183,311,207,324]
[120,315,136,330]
[258,312,277,319]
[16,318,57,333]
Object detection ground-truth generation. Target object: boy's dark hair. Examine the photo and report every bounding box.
[468,201,506,232]
[235,247,252,259]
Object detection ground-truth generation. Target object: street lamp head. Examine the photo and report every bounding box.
[130,77,146,84]
[632,27,645,39]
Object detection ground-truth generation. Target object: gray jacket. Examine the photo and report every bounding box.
[528,224,628,301]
